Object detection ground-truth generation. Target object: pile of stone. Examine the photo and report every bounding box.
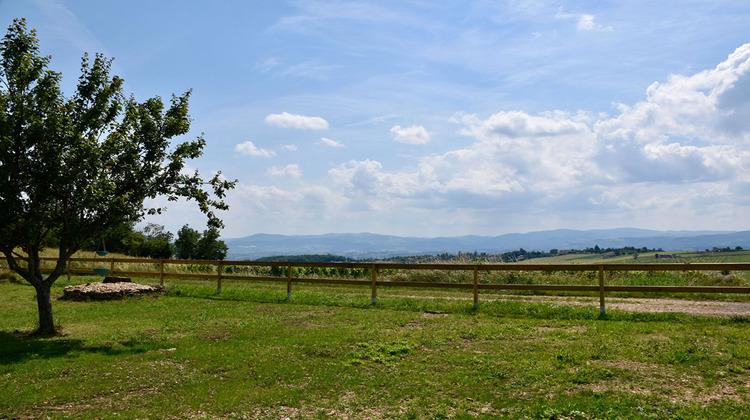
[62,277,162,301]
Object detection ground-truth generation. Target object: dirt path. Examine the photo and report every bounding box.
[380,292,750,317]
[498,295,750,317]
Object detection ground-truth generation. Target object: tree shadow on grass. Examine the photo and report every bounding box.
[0,330,160,365]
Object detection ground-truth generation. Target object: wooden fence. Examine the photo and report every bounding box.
[36,257,750,314]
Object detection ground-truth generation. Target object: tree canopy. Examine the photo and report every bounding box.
[174,224,228,260]
[0,19,235,335]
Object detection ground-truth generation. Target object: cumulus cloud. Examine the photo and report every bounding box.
[267,164,302,179]
[281,144,299,151]
[319,137,345,148]
[327,160,419,211]
[456,110,589,139]
[325,44,750,219]
[430,110,599,198]
[265,112,329,130]
[230,43,750,235]
[594,43,750,184]
[234,141,276,158]
[390,124,431,144]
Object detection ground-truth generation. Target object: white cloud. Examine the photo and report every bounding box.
[319,137,345,148]
[328,159,419,211]
[555,9,612,32]
[594,43,750,184]
[234,141,276,158]
[267,164,302,179]
[256,57,279,73]
[390,124,431,144]
[456,110,589,139]
[225,43,750,236]
[226,184,350,232]
[427,110,599,198]
[576,14,611,32]
[318,44,750,221]
[281,144,299,151]
[265,112,329,130]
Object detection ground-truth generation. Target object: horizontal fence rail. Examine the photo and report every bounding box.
[6,256,750,314]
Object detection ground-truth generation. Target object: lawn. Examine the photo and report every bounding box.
[1,275,750,419]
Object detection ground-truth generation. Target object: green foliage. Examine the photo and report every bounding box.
[349,341,412,364]
[174,224,200,259]
[134,223,174,259]
[197,226,227,261]
[174,224,227,260]
[0,19,234,334]
[80,221,174,259]
[98,221,143,254]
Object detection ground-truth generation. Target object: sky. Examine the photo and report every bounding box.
[1,0,749,238]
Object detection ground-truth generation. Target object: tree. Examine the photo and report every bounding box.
[174,224,227,260]
[0,19,235,335]
[97,221,143,255]
[174,224,201,259]
[84,222,174,258]
[196,227,228,261]
[81,221,142,255]
[136,223,174,259]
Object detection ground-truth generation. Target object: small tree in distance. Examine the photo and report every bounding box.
[0,19,235,335]
[197,227,228,261]
[174,225,201,260]
[137,223,174,259]
[174,224,228,261]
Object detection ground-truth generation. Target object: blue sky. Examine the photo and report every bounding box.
[2,0,750,238]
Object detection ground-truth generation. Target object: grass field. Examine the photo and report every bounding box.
[2,273,750,419]
[526,250,750,265]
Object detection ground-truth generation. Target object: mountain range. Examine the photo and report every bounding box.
[223,228,750,260]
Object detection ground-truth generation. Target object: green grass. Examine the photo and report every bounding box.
[1,276,750,419]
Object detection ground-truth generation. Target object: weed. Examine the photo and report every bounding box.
[349,341,413,364]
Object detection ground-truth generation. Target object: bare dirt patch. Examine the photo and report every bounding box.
[383,291,750,317]
[582,360,747,405]
[61,282,162,301]
[505,295,750,317]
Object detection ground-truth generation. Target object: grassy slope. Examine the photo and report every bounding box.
[1,276,750,419]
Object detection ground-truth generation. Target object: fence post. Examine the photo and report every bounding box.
[159,260,165,286]
[371,264,378,304]
[599,265,605,315]
[287,264,292,298]
[110,258,115,275]
[217,261,223,293]
[473,266,479,309]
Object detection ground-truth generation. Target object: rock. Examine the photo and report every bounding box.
[103,276,132,283]
[61,282,162,301]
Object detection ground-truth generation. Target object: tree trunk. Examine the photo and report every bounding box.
[33,282,56,336]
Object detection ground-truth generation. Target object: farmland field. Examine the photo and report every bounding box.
[526,250,750,265]
[2,271,750,419]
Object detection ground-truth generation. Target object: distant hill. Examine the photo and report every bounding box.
[223,228,750,260]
